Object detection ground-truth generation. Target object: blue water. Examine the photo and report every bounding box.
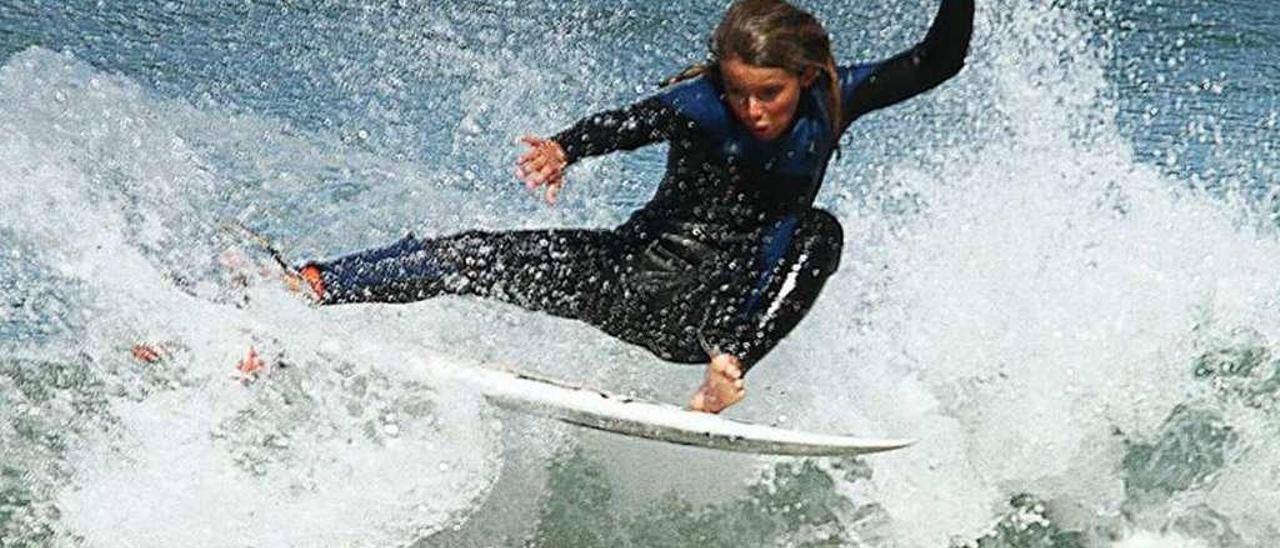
[2,1,1279,546]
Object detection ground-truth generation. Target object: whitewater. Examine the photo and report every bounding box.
[2,0,1278,546]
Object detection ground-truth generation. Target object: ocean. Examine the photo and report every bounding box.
[1,0,1278,546]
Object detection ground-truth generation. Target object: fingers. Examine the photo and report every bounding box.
[517,135,557,165]
[517,135,548,167]
[516,135,567,199]
[517,142,549,174]
[688,375,745,414]
[689,392,706,412]
[517,164,551,190]
[516,135,568,207]
[517,163,563,192]
[520,159,561,187]
[545,180,562,206]
[516,151,546,188]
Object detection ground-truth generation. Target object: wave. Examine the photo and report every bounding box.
[2,0,1279,545]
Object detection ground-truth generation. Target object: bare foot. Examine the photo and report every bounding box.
[688,354,746,414]
[219,246,324,303]
[283,265,325,302]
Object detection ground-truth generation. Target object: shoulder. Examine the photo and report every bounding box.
[838,63,880,95]
[654,76,732,138]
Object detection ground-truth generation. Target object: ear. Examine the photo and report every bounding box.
[800,67,819,87]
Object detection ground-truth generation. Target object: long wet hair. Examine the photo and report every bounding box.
[664,0,843,140]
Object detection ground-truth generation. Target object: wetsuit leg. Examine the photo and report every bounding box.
[585,230,751,364]
[308,229,625,321]
[698,208,844,371]
[589,208,843,369]
[305,211,839,372]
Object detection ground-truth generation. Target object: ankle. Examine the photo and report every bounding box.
[299,265,325,300]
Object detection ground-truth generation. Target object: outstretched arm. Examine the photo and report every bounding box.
[840,0,975,127]
[550,97,683,164]
[518,97,684,205]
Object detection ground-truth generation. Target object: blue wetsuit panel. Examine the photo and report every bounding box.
[654,77,732,142]
[838,63,881,117]
[656,75,833,186]
[740,213,799,318]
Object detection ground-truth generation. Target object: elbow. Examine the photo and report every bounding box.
[924,0,975,82]
[940,49,968,81]
[934,29,974,81]
[916,42,970,86]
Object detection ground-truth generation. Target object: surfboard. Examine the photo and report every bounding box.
[462,367,914,457]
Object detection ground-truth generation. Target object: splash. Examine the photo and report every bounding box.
[3,0,1279,545]
[0,48,501,546]
[776,1,1280,545]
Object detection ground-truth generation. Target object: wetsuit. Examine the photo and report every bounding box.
[307,0,973,371]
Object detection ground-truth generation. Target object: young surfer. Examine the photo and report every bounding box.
[290,0,974,413]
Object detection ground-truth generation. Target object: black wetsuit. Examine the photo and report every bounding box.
[308,0,973,371]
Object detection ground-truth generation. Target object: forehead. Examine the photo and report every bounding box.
[720,57,796,89]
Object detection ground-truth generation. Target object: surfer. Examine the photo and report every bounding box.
[289,0,973,413]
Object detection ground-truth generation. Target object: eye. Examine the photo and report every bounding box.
[759,86,783,101]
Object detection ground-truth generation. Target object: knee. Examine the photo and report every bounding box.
[802,209,843,241]
[799,209,843,276]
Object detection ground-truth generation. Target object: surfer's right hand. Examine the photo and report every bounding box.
[689,354,746,414]
[516,135,567,206]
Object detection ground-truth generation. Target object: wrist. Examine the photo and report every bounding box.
[548,135,577,165]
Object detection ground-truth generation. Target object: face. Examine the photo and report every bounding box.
[720,57,817,142]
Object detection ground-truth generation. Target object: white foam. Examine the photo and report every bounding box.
[1,48,504,546]
[1113,530,1209,548]
[5,0,1280,543]
[762,2,1280,545]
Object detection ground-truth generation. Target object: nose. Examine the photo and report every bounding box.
[746,97,765,119]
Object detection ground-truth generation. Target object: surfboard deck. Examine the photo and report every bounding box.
[463,367,913,457]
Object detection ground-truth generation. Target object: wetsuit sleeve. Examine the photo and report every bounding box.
[839,0,974,127]
[550,97,684,164]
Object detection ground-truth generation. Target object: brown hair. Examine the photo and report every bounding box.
[664,0,842,139]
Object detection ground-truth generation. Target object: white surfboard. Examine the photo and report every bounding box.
[462,367,913,457]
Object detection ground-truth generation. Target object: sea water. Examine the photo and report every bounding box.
[1,0,1277,546]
